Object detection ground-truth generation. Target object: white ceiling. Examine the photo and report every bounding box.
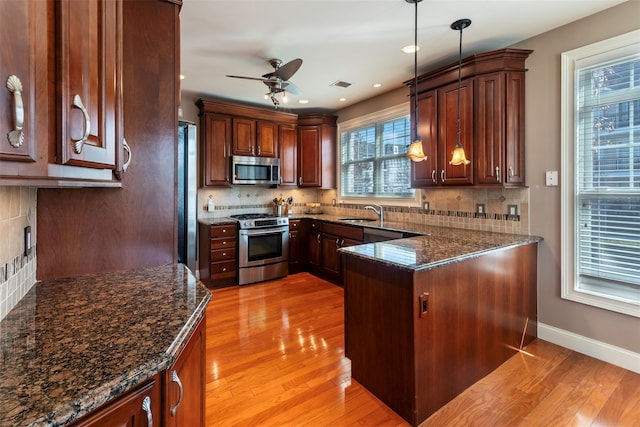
[180,0,626,113]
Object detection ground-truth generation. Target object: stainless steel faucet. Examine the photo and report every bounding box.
[364,204,383,224]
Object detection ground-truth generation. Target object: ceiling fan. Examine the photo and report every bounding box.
[226,58,302,108]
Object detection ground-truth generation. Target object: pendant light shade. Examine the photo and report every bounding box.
[449,18,471,166]
[406,0,426,162]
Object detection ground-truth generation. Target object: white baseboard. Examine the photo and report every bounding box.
[537,322,640,374]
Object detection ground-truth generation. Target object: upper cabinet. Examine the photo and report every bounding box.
[197,98,298,187]
[0,0,48,176]
[408,48,531,188]
[297,114,337,189]
[56,0,123,170]
[0,0,125,185]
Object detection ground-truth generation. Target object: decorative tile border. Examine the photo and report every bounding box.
[0,248,37,322]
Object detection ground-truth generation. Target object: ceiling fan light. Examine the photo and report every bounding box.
[407,138,427,162]
[449,145,470,165]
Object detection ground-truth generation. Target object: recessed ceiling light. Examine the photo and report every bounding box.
[373,83,382,88]
[402,45,420,54]
[298,99,309,104]
[339,98,347,102]
[179,74,185,80]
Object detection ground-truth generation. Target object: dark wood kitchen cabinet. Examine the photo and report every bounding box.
[408,48,531,188]
[198,223,237,288]
[37,0,181,279]
[320,222,363,284]
[278,123,297,186]
[232,119,278,157]
[1,0,125,184]
[288,219,301,273]
[306,219,322,271]
[56,0,123,170]
[0,0,49,177]
[297,114,337,188]
[200,113,232,187]
[164,313,206,427]
[72,376,161,427]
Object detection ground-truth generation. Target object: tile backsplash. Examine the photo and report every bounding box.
[197,186,530,235]
[0,187,38,321]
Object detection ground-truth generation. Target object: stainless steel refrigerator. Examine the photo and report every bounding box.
[177,121,198,273]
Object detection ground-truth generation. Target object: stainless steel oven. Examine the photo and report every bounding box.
[232,214,289,285]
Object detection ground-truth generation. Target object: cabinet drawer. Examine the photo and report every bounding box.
[210,238,236,250]
[289,220,301,230]
[323,223,363,241]
[308,220,322,232]
[210,225,236,238]
[212,248,236,261]
[211,260,236,277]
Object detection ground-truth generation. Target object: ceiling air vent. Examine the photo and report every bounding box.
[331,80,352,88]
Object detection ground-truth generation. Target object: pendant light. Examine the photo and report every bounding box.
[405,0,427,162]
[449,18,471,166]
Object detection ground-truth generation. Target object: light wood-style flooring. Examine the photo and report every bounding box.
[204,272,640,426]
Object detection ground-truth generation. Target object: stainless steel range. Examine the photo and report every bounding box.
[230,213,289,285]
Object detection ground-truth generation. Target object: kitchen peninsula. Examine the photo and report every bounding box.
[338,224,541,426]
[0,264,210,426]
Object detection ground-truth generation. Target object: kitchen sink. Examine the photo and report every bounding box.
[363,228,404,243]
[339,218,377,223]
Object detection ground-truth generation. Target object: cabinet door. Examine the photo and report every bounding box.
[165,314,206,427]
[504,71,526,185]
[298,125,321,187]
[321,233,341,277]
[256,121,278,157]
[201,113,231,187]
[411,90,439,187]
[232,118,256,156]
[72,376,160,427]
[475,73,505,185]
[438,80,473,185]
[57,0,122,169]
[0,0,48,176]
[279,123,297,185]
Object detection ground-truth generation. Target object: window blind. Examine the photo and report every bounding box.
[576,54,640,291]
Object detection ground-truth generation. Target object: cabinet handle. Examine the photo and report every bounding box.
[495,166,501,182]
[298,177,302,185]
[257,145,261,155]
[441,170,445,183]
[316,234,320,243]
[123,138,132,171]
[431,170,436,183]
[335,238,340,248]
[5,75,24,148]
[509,166,514,177]
[170,370,184,416]
[71,94,91,154]
[142,396,153,427]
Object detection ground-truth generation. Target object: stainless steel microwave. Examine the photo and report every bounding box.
[231,155,280,185]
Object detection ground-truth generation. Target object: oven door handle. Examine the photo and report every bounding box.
[239,227,288,237]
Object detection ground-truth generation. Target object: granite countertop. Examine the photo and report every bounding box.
[198,217,237,226]
[293,213,542,272]
[0,263,211,427]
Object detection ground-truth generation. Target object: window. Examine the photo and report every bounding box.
[561,30,640,317]
[338,104,417,204]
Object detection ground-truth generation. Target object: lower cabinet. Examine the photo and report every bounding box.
[288,220,301,273]
[164,314,206,427]
[319,223,363,284]
[72,376,160,427]
[198,222,238,288]
[306,220,322,271]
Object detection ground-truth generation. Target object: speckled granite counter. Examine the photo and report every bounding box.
[0,263,211,427]
[198,217,237,226]
[293,213,542,272]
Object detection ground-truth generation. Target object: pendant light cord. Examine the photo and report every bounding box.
[456,24,463,148]
[413,0,419,142]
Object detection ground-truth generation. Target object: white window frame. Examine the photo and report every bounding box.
[337,103,421,207]
[560,30,640,318]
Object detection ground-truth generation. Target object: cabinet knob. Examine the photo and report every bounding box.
[142,396,153,427]
[222,267,227,272]
[5,75,24,148]
[170,370,184,416]
[222,252,227,256]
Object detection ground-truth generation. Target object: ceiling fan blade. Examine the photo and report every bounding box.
[271,58,303,81]
[285,81,300,95]
[225,75,266,82]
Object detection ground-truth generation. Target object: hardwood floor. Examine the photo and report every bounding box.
[204,272,640,426]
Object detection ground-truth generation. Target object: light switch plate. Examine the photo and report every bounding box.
[545,170,558,186]
[423,202,429,211]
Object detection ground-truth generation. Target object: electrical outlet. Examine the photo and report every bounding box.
[24,226,31,256]
[507,204,518,216]
[423,202,429,211]
[476,204,485,215]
